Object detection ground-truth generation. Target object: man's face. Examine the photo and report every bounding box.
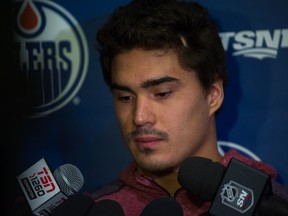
[111,49,222,175]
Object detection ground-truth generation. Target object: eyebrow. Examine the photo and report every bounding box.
[140,76,179,88]
[111,76,180,92]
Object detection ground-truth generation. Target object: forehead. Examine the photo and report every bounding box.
[111,49,194,85]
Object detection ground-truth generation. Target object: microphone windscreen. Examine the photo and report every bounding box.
[53,164,84,195]
[87,199,125,216]
[51,193,94,216]
[140,197,183,216]
[177,157,225,201]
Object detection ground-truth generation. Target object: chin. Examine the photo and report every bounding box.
[136,154,178,174]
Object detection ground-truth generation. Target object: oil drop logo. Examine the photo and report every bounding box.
[12,0,88,118]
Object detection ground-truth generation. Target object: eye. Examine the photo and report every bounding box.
[112,89,135,103]
[155,91,172,99]
[117,95,134,103]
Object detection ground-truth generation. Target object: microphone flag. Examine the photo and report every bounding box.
[17,158,68,216]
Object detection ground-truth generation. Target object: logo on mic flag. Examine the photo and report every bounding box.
[17,158,68,215]
[220,180,254,213]
[20,164,56,200]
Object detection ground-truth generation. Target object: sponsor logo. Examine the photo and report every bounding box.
[220,29,288,60]
[220,180,254,213]
[21,166,56,199]
[12,0,88,118]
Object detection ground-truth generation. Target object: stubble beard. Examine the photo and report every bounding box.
[134,149,176,175]
[127,126,173,174]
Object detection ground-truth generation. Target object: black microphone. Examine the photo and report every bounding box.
[17,158,84,215]
[51,195,125,216]
[51,193,94,216]
[87,199,125,216]
[140,197,183,216]
[178,157,288,216]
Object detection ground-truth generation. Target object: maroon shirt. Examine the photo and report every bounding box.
[91,150,287,216]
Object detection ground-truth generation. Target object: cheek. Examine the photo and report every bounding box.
[114,104,122,120]
[114,99,128,118]
[166,99,209,138]
[114,103,132,133]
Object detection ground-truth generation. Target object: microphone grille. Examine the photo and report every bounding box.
[53,164,84,196]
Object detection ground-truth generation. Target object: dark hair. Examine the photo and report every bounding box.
[96,0,228,90]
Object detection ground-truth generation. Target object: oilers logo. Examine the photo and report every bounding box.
[218,140,262,161]
[12,0,88,118]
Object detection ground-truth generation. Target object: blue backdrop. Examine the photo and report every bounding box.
[7,0,288,209]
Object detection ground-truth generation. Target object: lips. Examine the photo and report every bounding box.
[134,136,163,149]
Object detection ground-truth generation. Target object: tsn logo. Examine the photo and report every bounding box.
[28,166,56,198]
[219,28,288,60]
[237,189,249,208]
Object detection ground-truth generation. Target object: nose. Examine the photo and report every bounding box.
[133,97,156,127]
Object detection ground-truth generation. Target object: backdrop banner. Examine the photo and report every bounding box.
[9,0,288,197]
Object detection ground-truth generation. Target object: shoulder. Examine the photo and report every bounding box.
[272,180,288,202]
[221,149,277,178]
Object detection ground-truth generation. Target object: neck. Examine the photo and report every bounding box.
[153,171,181,195]
[138,167,181,195]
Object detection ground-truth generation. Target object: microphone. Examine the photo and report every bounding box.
[87,199,125,216]
[17,158,84,216]
[140,197,183,216]
[51,193,94,216]
[178,157,288,216]
[52,196,125,216]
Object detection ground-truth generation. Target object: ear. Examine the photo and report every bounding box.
[208,80,224,116]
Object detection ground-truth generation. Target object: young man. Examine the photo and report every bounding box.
[92,0,288,215]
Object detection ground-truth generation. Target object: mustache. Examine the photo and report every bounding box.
[127,126,169,142]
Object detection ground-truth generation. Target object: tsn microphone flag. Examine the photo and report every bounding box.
[208,158,271,215]
[17,158,68,215]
